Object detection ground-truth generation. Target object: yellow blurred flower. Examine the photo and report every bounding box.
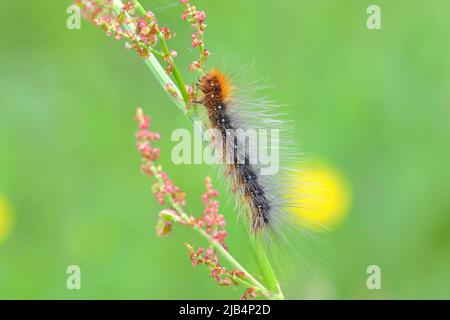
[0,195,13,243]
[290,160,351,231]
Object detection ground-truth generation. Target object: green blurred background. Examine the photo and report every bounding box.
[0,0,449,299]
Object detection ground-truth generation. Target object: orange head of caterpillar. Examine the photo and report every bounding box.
[198,69,233,109]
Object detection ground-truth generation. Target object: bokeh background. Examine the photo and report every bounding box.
[0,0,449,299]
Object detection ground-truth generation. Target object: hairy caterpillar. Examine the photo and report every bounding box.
[197,69,302,238]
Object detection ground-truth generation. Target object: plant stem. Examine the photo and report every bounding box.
[143,56,186,113]
[253,238,285,299]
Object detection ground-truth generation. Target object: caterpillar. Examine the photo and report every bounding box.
[197,69,301,238]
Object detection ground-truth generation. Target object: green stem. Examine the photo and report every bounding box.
[143,56,186,113]
[145,46,164,59]
[253,237,285,300]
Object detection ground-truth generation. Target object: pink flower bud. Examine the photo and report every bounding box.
[195,11,206,24]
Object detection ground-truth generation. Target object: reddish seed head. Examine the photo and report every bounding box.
[195,11,206,24]
[241,288,258,300]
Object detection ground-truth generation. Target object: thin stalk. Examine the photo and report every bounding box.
[252,238,285,299]
[143,56,186,113]
[144,45,164,59]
